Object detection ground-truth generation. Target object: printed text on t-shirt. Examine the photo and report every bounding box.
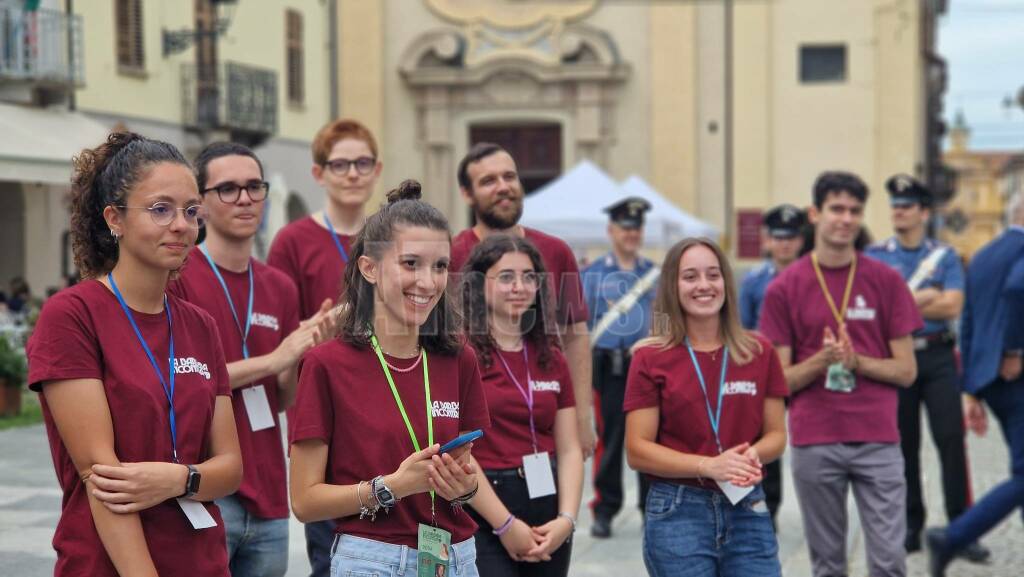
[250,312,280,331]
[531,380,561,393]
[173,357,211,380]
[432,401,460,419]
[723,381,757,396]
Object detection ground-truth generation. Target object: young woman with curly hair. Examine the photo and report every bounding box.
[25,132,242,577]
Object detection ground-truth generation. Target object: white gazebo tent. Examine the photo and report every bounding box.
[520,160,717,250]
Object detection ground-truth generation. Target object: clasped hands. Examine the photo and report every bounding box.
[821,324,858,371]
[499,514,573,563]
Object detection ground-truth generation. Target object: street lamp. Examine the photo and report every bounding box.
[162,0,238,57]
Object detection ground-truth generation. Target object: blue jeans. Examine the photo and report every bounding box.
[946,377,1024,550]
[216,494,289,577]
[330,534,479,577]
[643,482,781,577]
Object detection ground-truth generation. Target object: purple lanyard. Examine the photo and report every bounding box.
[496,344,538,453]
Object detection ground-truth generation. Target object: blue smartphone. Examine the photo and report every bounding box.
[439,429,484,454]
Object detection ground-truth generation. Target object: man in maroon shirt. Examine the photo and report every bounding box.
[171,143,326,577]
[759,171,921,577]
[266,119,380,577]
[451,143,596,459]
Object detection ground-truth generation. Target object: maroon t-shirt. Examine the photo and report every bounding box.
[623,333,789,489]
[451,227,589,325]
[26,280,231,577]
[471,342,576,470]
[758,253,922,446]
[289,339,491,547]
[168,248,301,519]
[267,215,353,319]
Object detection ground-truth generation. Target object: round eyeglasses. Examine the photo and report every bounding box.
[487,271,540,287]
[324,156,376,176]
[116,202,207,228]
[201,180,269,204]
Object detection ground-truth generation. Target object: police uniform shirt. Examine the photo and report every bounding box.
[740,260,777,331]
[865,237,964,336]
[583,252,656,350]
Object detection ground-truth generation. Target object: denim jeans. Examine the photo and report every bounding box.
[216,494,289,577]
[643,482,781,577]
[330,534,479,577]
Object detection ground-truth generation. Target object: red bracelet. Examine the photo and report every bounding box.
[493,514,515,536]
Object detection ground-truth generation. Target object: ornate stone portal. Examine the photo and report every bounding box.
[400,0,629,220]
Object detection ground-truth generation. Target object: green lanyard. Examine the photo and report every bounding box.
[369,334,435,515]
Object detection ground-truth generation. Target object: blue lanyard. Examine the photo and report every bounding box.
[107,274,179,463]
[322,213,350,264]
[199,243,254,359]
[685,338,729,454]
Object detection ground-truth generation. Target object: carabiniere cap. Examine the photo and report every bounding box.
[604,196,652,229]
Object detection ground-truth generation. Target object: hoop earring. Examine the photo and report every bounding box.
[110,229,120,242]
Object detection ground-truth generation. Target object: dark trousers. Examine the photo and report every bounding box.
[899,342,971,538]
[304,520,335,577]
[468,468,572,577]
[591,348,650,520]
[946,376,1024,549]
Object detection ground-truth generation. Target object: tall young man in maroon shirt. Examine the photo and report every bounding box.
[760,171,922,577]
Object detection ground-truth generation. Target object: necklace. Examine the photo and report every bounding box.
[382,347,423,373]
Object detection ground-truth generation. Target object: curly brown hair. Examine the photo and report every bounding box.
[69,131,190,278]
[459,233,560,370]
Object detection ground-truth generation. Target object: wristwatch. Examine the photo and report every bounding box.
[182,464,201,499]
[371,475,398,509]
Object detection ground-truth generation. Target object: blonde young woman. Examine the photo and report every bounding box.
[624,238,787,577]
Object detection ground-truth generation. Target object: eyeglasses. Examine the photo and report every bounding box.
[116,202,207,228]
[202,180,269,204]
[324,156,376,176]
[488,271,540,287]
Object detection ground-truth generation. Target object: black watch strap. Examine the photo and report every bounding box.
[182,464,201,499]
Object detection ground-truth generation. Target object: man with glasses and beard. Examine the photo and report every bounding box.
[450,143,596,461]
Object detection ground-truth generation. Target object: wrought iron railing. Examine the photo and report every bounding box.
[0,5,83,85]
[182,61,278,137]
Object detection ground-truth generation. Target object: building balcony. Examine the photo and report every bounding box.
[182,61,277,146]
[0,5,83,104]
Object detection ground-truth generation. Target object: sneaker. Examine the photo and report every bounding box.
[590,515,612,539]
[925,528,953,577]
[958,541,991,564]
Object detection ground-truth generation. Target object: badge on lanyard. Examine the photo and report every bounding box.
[811,253,858,394]
[417,523,452,577]
[241,384,275,431]
[108,273,218,529]
[685,339,753,506]
[497,346,557,499]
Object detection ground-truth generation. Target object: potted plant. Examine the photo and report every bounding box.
[0,337,27,417]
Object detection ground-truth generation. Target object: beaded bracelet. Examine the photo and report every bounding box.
[493,514,516,536]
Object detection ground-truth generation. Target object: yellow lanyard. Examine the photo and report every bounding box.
[811,252,857,325]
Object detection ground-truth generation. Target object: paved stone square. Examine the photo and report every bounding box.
[1,414,1020,576]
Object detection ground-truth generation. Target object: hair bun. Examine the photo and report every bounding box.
[386,179,422,204]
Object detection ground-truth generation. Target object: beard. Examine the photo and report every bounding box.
[474,197,523,230]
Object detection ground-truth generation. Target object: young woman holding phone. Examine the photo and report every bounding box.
[289,181,490,577]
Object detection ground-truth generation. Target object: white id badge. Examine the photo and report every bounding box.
[242,384,275,431]
[715,480,755,506]
[176,498,217,529]
[522,452,557,499]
